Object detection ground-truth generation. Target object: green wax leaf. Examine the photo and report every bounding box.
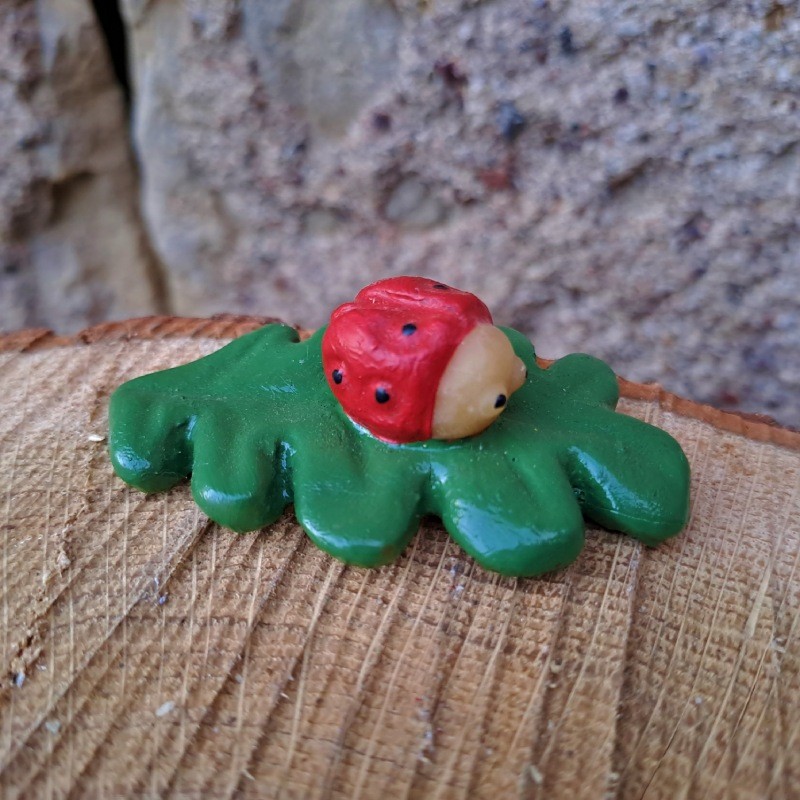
[109,323,690,576]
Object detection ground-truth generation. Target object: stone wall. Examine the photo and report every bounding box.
[0,0,161,333]
[2,0,798,425]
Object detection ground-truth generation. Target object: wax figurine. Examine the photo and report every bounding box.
[322,277,527,442]
[109,277,690,577]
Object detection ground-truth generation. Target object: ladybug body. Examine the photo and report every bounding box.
[322,277,526,443]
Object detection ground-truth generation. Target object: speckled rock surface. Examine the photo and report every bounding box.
[0,0,160,333]
[3,0,799,426]
[117,0,799,425]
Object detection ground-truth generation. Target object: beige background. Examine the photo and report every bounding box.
[1,0,798,425]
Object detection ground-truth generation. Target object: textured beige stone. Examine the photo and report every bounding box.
[0,0,161,333]
[119,0,800,425]
[1,0,798,425]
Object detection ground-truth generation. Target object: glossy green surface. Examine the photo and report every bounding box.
[109,324,690,577]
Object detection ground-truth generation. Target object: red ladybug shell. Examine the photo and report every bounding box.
[322,276,492,443]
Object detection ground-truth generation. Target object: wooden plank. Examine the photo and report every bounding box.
[0,320,798,798]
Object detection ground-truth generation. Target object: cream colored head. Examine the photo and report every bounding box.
[431,324,527,440]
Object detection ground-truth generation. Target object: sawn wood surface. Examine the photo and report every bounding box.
[1,316,799,799]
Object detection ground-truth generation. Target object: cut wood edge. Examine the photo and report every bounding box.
[2,314,798,451]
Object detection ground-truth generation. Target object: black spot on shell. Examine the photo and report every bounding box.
[432,283,448,289]
[332,369,343,384]
[402,323,417,336]
[375,388,390,404]
[494,394,507,408]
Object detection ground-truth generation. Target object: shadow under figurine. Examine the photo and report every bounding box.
[109,276,690,577]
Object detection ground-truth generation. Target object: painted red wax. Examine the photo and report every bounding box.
[321,276,492,442]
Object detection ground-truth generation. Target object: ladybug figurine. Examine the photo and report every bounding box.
[322,277,527,442]
[108,274,691,576]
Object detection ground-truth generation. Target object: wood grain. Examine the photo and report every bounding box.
[0,318,798,798]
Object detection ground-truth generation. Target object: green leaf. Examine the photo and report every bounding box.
[109,323,691,576]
